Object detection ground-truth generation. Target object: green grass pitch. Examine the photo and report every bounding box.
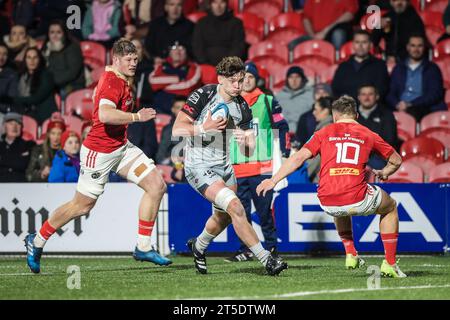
[1,255,449,300]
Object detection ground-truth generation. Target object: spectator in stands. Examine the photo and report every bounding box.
[0,43,18,114]
[12,0,34,29]
[127,118,158,161]
[81,120,93,142]
[295,83,333,147]
[306,96,334,182]
[387,34,447,121]
[131,38,154,107]
[371,0,425,62]
[332,30,389,100]
[26,119,66,182]
[156,95,185,164]
[149,42,201,114]
[357,84,398,169]
[144,0,194,64]
[276,66,314,133]
[437,1,450,43]
[192,0,245,65]
[0,112,35,182]
[14,47,58,124]
[302,0,358,49]
[48,130,81,182]
[3,24,36,67]
[123,0,165,40]
[42,20,85,99]
[82,0,122,48]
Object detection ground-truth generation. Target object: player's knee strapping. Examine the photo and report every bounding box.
[214,188,238,213]
[127,154,155,184]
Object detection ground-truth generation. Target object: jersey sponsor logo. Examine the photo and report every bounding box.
[91,172,101,179]
[183,104,195,114]
[329,167,360,176]
[188,92,200,104]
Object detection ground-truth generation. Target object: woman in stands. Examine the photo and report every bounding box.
[14,47,58,124]
[2,24,36,68]
[42,20,85,99]
[26,119,66,182]
[48,130,81,183]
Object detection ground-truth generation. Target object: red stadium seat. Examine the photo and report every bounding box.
[428,162,450,183]
[243,0,283,23]
[200,64,218,84]
[80,41,107,69]
[89,67,104,89]
[433,39,450,61]
[317,64,338,84]
[420,111,450,131]
[22,115,38,141]
[266,12,304,44]
[424,0,448,12]
[65,89,95,120]
[42,115,83,136]
[249,40,289,63]
[229,0,241,13]
[292,40,336,66]
[235,12,265,46]
[435,59,450,89]
[394,111,417,142]
[385,161,424,183]
[156,165,176,184]
[183,0,199,15]
[419,11,444,45]
[155,114,172,144]
[400,137,445,174]
[253,63,270,87]
[419,127,450,149]
[446,90,450,105]
[186,11,207,23]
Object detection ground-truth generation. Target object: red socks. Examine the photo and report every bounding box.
[338,231,358,256]
[138,220,155,237]
[38,220,56,240]
[381,233,398,265]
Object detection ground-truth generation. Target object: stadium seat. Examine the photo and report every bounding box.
[235,12,265,46]
[80,41,107,70]
[253,63,270,87]
[266,12,305,44]
[446,90,450,105]
[200,64,218,85]
[249,40,289,62]
[419,11,444,45]
[156,164,176,184]
[424,0,448,12]
[433,39,450,61]
[155,114,172,143]
[428,162,450,183]
[394,111,417,141]
[420,111,450,131]
[42,115,83,136]
[435,59,450,89]
[243,0,283,22]
[419,127,450,149]
[385,161,424,183]
[183,0,199,15]
[292,40,336,66]
[65,89,95,120]
[89,67,104,89]
[318,64,338,84]
[22,115,38,141]
[400,137,445,174]
[186,11,207,23]
[229,0,241,13]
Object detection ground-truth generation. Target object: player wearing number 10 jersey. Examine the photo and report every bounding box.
[257,95,407,278]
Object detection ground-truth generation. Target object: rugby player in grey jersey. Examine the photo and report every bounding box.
[172,57,288,276]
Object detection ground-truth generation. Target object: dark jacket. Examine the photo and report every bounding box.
[14,69,58,124]
[12,0,34,28]
[332,55,389,100]
[26,143,59,182]
[357,105,399,149]
[127,119,158,160]
[192,10,245,65]
[295,110,316,147]
[45,40,85,94]
[135,56,154,107]
[48,150,79,182]
[0,66,18,113]
[386,58,447,120]
[145,15,194,59]
[371,5,425,60]
[0,135,35,182]
[155,119,183,164]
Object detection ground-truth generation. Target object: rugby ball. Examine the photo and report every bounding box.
[210,103,229,121]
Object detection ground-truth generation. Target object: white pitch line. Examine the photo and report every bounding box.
[0,272,53,276]
[187,284,450,300]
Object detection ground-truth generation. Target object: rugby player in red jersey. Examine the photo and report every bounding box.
[257,95,406,278]
[25,39,172,273]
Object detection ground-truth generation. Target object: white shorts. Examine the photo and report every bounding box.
[320,184,383,218]
[77,141,156,199]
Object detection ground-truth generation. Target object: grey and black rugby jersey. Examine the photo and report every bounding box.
[181,84,253,167]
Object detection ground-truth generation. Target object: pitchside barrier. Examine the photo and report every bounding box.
[0,183,449,255]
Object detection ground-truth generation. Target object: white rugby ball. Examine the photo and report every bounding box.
[210,103,229,121]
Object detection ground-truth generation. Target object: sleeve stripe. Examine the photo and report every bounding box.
[99,99,117,108]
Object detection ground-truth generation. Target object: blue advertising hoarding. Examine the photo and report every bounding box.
[168,183,449,253]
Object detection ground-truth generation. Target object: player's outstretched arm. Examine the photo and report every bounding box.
[172,110,227,137]
[256,147,313,196]
[98,105,156,125]
[373,151,402,181]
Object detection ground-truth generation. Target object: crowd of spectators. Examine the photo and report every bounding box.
[0,0,449,184]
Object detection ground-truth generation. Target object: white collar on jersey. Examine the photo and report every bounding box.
[105,66,133,87]
[336,118,358,124]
